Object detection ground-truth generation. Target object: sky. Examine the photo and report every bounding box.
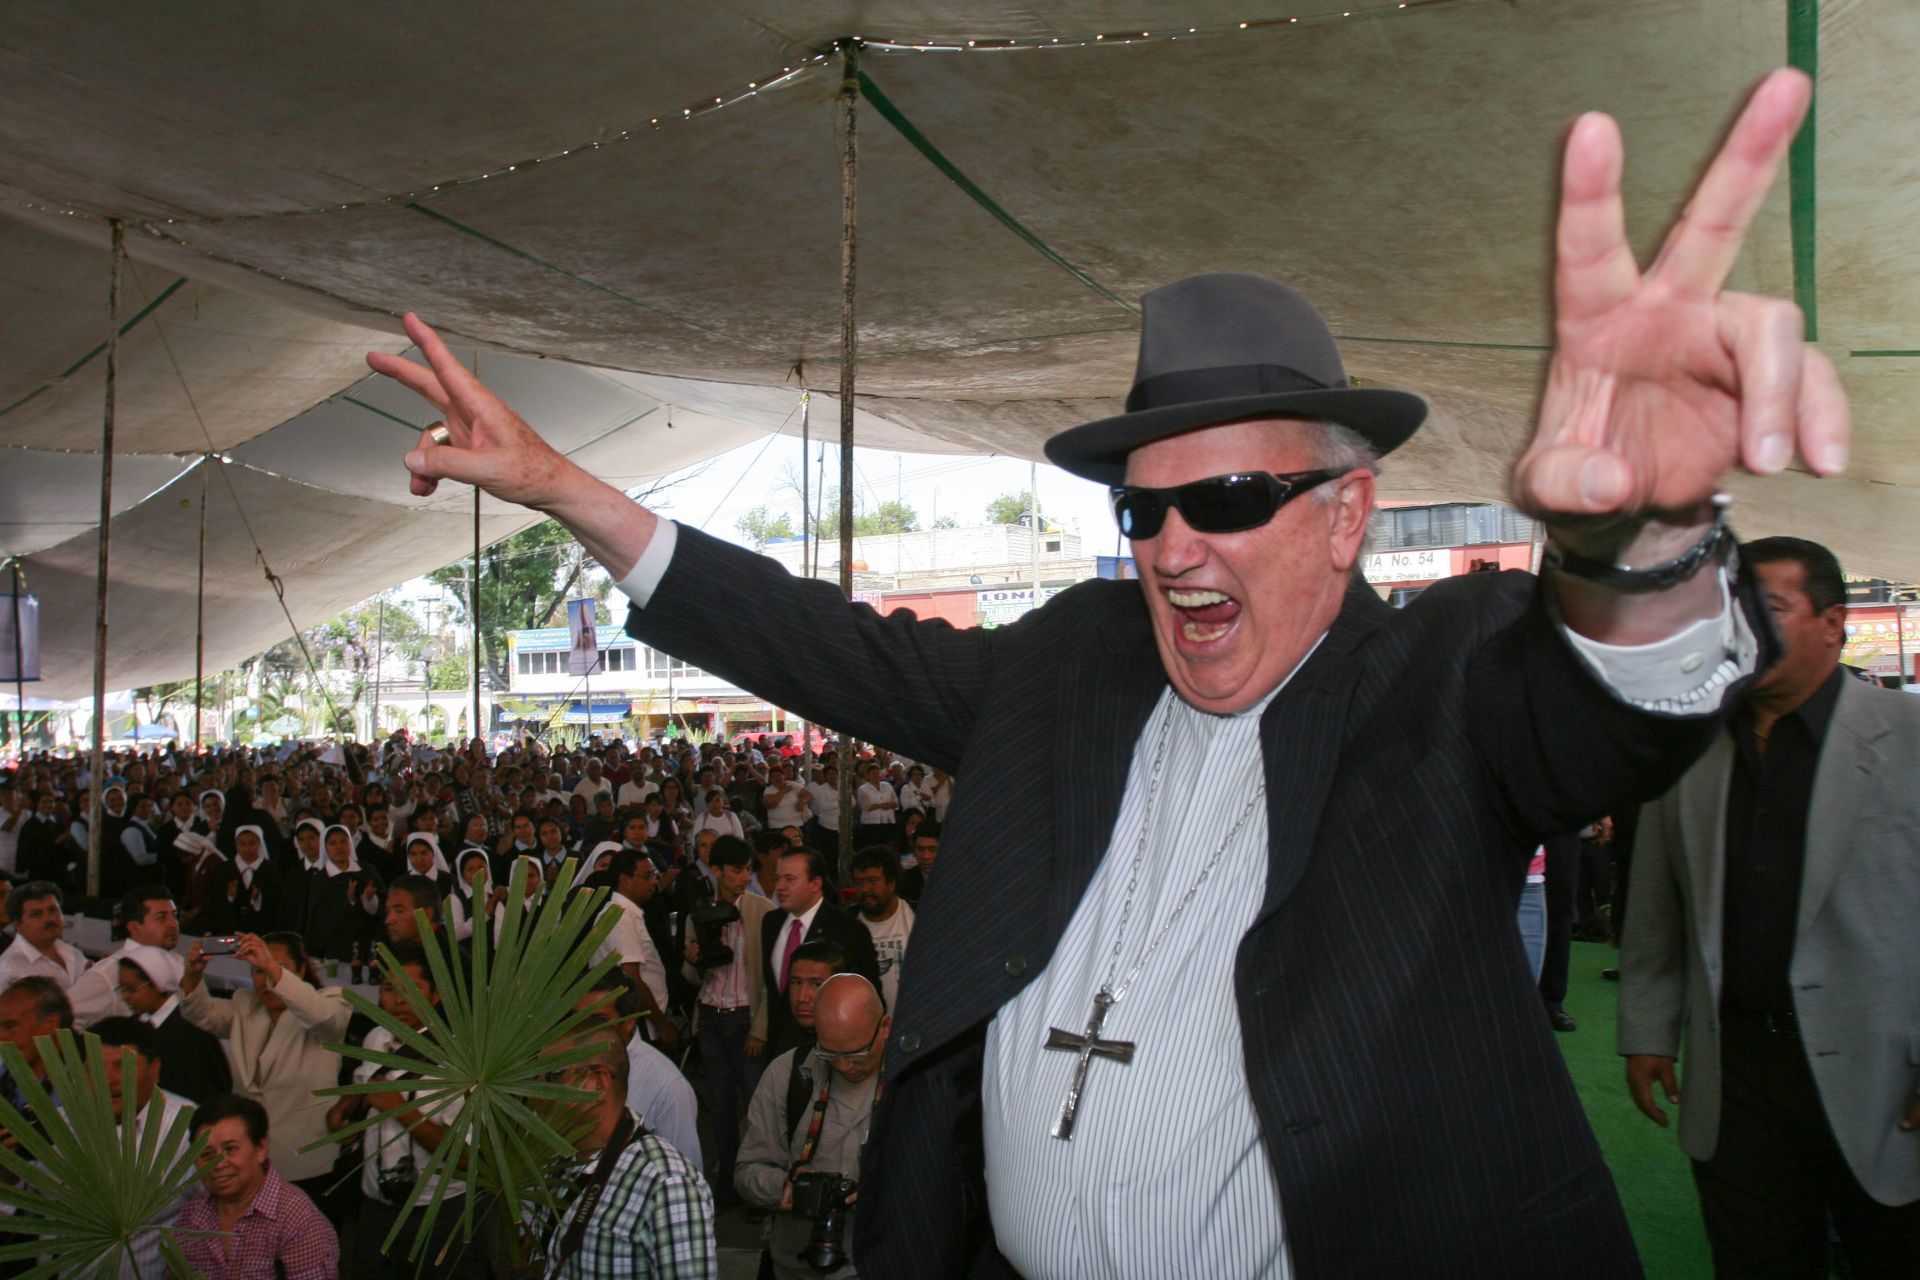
[390,434,1128,619]
[638,433,1125,556]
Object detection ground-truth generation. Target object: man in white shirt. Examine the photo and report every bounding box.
[325,949,485,1280]
[86,1016,196,1280]
[0,784,24,878]
[804,762,842,851]
[576,972,703,1171]
[852,848,915,1014]
[0,881,87,991]
[571,757,611,801]
[597,846,678,1050]
[615,769,659,810]
[69,885,182,1029]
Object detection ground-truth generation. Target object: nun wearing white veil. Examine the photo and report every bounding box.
[400,832,469,940]
[301,824,383,961]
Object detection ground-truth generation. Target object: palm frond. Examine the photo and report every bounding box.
[0,1033,205,1279]
[306,856,623,1267]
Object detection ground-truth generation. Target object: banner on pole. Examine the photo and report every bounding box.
[566,598,600,676]
[1,590,40,682]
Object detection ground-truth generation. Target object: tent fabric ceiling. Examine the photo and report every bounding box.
[2,0,1917,694]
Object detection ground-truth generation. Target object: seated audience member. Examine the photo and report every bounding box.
[69,886,182,1029]
[297,825,384,963]
[86,1016,195,1280]
[176,1095,339,1280]
[0,977,72,1134]
[178,931,349,1211]
[0,882,86,991]
[382,874,471,981]
[326,947,483,1280]
[200,826,286,939]
[115,943,231,1107]
[449,849,495,942]
[521,1014,716,1277]
[736,974,889,1280]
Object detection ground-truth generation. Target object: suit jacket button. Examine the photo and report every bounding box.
[898,1032,921,1053]
[1005,955,1027,977]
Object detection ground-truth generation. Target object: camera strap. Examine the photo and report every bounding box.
[788,1061,883,1173]
[557,1109,643,1265]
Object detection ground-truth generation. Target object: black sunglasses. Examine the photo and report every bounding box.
[1109,470,1341,540]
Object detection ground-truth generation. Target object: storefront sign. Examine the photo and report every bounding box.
[1362,549,1453,585]
[976,584,1070,628]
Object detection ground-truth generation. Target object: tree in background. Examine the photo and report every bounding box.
[131,680,214,730]
[427,651,470,692]
[985,490,1056,530]
[430,520,610,693]
[813,488,920,538]
[736,506,798,548]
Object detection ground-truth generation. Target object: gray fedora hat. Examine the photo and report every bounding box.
[1044,273,1427,486]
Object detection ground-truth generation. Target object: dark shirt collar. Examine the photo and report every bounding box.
[1737,664,1846,746]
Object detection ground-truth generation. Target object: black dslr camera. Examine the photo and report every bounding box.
[788,1170,858,1271]
[688,901,740,972]
[376,1151,417,1205]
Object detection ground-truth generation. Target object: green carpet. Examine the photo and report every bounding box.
[1559,941,1715,1279]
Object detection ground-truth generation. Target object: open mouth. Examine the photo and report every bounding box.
[1166,588,1242,647]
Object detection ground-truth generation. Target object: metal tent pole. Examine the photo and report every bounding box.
[472,486,482,748]
[1030,460,1042,611]
[371,596,385,744]
[834,40,861,882]
[10,561,25,754]
[193,456,209,748]
[89,220,126,898]
[798,386,815,779]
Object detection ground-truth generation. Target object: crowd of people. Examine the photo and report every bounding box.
[0,732,942,1277]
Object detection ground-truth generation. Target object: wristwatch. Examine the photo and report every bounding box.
[1541,494,1735,593]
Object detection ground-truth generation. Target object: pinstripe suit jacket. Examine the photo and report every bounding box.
[627,525,1731,1279]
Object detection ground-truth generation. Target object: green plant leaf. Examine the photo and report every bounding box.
[0,1034,206,1278]
[312,856,628,1271]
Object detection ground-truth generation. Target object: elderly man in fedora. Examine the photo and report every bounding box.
[373,71,1844,1280]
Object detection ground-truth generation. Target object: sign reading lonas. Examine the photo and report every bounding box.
[1362,549,1453,585]
[977,585,1070,628]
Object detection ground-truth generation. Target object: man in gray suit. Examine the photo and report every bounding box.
[1620,536,1920,1277]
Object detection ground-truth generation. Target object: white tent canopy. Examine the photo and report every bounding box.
[2,1,1915,697]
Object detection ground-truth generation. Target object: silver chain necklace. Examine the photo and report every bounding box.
[1045,703,1266,1139]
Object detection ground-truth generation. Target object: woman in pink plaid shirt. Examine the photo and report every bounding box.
[175,1095,340,1280]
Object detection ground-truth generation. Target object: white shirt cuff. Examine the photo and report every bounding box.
[1558,569,1757,715]
[614,519,681,609]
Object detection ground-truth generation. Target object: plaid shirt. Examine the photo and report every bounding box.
[175,1164,339,1280]
[456,786,503,844]
[523,1112,716,1279]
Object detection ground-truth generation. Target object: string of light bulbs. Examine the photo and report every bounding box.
[13,0,1473,236]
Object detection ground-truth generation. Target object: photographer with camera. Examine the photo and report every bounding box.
[680,835,770,1203]
[736,974,888,1279]
[326,946,484,1279]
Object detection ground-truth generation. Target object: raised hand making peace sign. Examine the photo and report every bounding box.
[1517,69,1847,557]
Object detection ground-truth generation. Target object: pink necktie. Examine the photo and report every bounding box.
[779,917,805,991]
